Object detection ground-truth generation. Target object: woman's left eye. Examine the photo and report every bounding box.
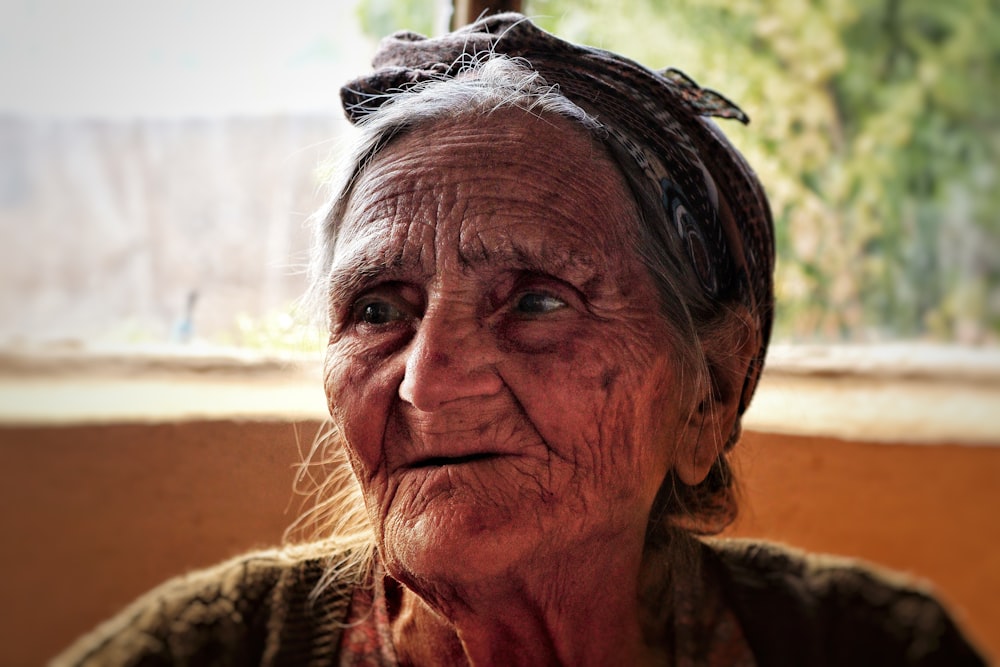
[515,293,567,315]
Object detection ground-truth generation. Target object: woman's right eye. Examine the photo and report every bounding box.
[357,300,405,325]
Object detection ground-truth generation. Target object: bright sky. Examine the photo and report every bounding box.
[0,0,375,117]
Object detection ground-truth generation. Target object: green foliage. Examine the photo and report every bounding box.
[531,0,1000,343]
[357,0,438,39]
[228,309,325,353]
[355,0,1000,342]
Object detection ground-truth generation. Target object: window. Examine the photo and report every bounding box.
[0,0,378,352]
[4,0,996,351]
[525,0,999,345]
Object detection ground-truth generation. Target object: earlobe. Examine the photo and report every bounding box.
[674,404,724,486]
[675,305,758,487]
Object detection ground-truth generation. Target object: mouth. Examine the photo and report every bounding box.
[406,452,504,468]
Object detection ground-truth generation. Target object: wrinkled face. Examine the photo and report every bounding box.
[324,110,696,585]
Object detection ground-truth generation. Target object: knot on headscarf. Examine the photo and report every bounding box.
[340,13,775,419]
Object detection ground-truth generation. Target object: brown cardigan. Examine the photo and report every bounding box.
[52,539,987,667]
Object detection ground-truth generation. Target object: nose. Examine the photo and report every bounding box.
[398,308,502,412]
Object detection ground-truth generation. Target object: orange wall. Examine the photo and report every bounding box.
[725,431,999,660]
[2,422,996,665]
[1,421,307,666]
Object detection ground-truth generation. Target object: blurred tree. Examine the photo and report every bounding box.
[356,0,1000,343]
[357,0,439,39]
[531,0,1000,343]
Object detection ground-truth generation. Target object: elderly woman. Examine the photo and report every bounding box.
[56,14,984,667]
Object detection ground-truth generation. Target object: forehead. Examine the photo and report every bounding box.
[335,110,641,277]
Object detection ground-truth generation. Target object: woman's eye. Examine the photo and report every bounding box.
[358,300,405,325]
[515,293,566,315]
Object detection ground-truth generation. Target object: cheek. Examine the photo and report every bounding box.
[508,337,634,452]
[324,342,399,477]
[507,328,679,490]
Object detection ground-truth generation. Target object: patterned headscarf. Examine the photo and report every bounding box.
[339,13,774,417]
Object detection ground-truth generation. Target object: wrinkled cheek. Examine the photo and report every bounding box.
[323,346,393,482]
[514,358,615,459]
[323,346,356,427]
[523,361,658,498]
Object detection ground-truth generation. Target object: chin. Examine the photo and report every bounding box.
[378,495,542,589]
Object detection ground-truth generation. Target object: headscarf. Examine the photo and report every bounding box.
[339,13,775,418]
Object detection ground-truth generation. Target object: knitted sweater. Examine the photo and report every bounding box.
[52,539,986,667]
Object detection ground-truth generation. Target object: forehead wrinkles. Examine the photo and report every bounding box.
[338,112,642,281]
[337,165,447,278]
[453,210,603,282]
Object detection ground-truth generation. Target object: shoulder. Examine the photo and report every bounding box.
[52,545,360,667]
[704,538,987,667]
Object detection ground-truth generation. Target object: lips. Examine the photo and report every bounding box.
[404,452,505,468]
[388,407,533,472]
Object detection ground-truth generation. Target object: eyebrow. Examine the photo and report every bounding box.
[326,250,419,311]
[459,236,601,286]
[325,233,602,308]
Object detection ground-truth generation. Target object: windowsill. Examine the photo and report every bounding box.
[742,343,1000,445]
[1,342,998,444]
[0,344,328,424]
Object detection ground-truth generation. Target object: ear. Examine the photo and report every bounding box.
[674,305,758,487]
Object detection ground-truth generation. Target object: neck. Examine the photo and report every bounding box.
[390,530,696,667]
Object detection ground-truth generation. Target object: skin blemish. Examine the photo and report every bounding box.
[581,272,607,300]
[601,367,622,391]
